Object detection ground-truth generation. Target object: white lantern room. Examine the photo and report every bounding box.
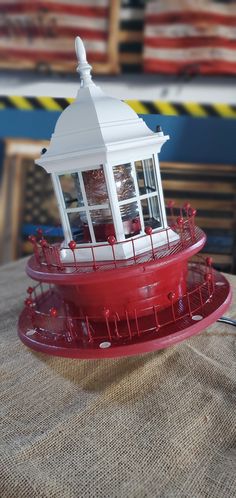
[36,37,178,262]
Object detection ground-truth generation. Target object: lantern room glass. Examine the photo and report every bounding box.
[113,157,163,240]
[58,165,115,245]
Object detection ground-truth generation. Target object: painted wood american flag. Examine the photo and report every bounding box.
[144,0,236,75]
[0,0,117,72]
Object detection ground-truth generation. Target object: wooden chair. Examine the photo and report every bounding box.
[160,161,236,273]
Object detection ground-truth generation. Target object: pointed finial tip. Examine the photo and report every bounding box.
[75,36,93,87]
[75,36,87,64]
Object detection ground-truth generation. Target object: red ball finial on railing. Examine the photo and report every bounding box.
[40,239,48,248]
[27,286,34,295]
[24,298,33,307]
[176,216,184,226]
[36,228,43,237]
[49,307,58,317]
[188,208,197,217]
[168,292,176,301]
[28,235,36,244]
[68,240,77,251]
[206,257,213,267]
[167,200,175,208]
[103,308,110,318]
[183,202,191,211]
[145,226,153,236]
[204,273,212,282]
[107,235,116,246]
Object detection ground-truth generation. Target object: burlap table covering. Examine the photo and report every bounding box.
[0,258,235,498]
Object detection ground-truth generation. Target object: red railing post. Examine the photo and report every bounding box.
[186,292,192,318]
[131,238,137,263]
[176,216,184,247]
[168,292,176,321]
[166,228,170,250]
[125,310,133,339]
[167,200,175,221]
[188,208,197,242]
[85,316,93,342]
[107,236,117,268]
[153,305,160,331]
[68,240,78,270]
[103,309,112,341]
[90,245,97,271]
[206,256,214,292]
[134,309,140,336]
[145,226,155,260]
[28,235,41,264]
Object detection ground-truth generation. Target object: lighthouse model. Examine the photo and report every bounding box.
[18,37,231,359]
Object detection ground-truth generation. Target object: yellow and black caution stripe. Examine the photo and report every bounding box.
[0,95,236,118]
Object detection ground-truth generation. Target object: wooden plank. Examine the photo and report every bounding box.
[196,217,236,229]
[201,253,233,265]
[119,30,143,42]
[161,162,236,174]
[119,52,142,64]
[165,199,235,211]
[162,180,236,194]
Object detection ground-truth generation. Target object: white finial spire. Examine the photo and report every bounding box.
[75,36,93,87]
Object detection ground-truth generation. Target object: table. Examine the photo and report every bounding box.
[0,258,235,498]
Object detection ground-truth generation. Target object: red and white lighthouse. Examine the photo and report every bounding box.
[18,37,231,358]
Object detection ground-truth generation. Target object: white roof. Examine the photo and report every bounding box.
[36,37,168,173]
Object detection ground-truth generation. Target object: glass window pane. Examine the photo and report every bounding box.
[113,163,136,201]
[59,173,84,208]
[82,166,109,206]
[120,201,141,239]
[141,197,162,229]
[90,208,115,242]
[135,158,157,196]
[68,211,91,244]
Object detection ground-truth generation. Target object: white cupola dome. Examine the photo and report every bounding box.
[37,37,168,174]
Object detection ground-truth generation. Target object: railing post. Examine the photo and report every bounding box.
[168,292,176,321]
[85,316,93,342]
[188,208,197,242]
[186,292,192,318]
[107,236,117,268]
[131,238,137,263]
[68,240,78,270]
[103,309,112,341]
[145,226,155,260]
[28,235,41,264]
[153,305,160,331]
[167,200,175,221]
[91,245,97,271]
[49,307,58,336]
[125,310,133,339]
[134,309,140,336]
[176,217,184,247]
[206,256,214,292]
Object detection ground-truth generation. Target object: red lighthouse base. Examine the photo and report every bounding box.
[18,262,231,359]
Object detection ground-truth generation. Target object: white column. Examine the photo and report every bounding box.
[103,162,124,242]
[51,173,71,243]
[153,154,168,228]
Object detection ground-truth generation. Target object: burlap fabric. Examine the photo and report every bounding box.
[0,258,235,498]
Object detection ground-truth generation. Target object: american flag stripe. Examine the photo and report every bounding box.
[145,1,236,17]
[144,0,236,75]
[146,24,236,41]
[0,14,108,32]
[0,2,108,17]
[145,37,236,50]
[0,0,110,67]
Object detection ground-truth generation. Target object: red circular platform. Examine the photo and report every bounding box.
[18,261,232,359]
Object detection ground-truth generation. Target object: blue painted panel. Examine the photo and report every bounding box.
[0,110,235,164]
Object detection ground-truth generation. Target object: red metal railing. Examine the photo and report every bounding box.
[28,206,202,275]
[24,256,215,345]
